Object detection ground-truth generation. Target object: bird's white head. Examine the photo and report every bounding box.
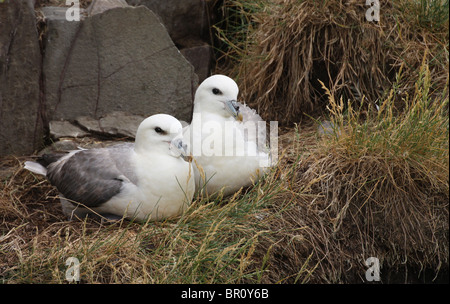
[193,75,242,121]
[134,114,187,158]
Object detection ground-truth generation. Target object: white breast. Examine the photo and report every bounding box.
[96,151,195,221]
[186,113,269,196]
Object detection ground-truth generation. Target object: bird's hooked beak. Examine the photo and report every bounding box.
[169,137,192,162]
[225,100,243,122]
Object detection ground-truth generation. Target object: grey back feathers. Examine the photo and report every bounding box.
[46,143,137,208]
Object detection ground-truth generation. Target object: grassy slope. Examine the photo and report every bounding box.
[1,0,449,283]
[1,66,447,282]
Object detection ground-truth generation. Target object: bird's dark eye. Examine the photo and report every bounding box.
[212,88,222,95]
[155,127,163,133]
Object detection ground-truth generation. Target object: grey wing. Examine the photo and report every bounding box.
[105,143,138,183]
[46,143,137,208]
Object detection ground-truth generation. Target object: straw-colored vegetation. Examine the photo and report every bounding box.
[215,0,449,124]
[1,0,448,283]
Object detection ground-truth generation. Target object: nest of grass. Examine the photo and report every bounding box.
[215,0,449,124]
[0,154,288,283]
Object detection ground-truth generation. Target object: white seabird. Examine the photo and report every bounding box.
[184,74,271,197]
[24,114,195,222]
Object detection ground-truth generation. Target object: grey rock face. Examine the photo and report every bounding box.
[75,111,145,138]
[2,1,203,156]
[126,0,210,43]
[180,39,212,83]
[0,0,44,156]
[43,4,197,126]
[126,0,213,82]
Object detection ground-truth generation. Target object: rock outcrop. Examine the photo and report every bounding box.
[0,0,44,156]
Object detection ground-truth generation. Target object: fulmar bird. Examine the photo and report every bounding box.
[24,114,195,222]
[183,74,272,197]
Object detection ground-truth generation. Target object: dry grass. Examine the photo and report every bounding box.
[0,155,288,283]
[215,0,449,124]
[2,71,447,282]
[253,61,449,283]
[1,0,448,284]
